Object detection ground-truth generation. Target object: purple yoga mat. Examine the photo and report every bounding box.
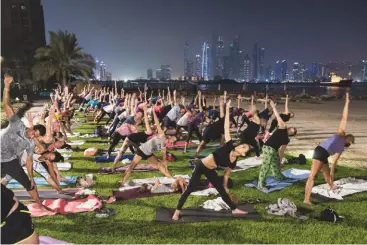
[99,165,158,174]
[113,188,173,201]
[39,236,71,244]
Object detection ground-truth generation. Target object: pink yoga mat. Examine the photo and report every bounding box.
[39,236,71,244]
[27,195,102,217]
[166,141,196,149]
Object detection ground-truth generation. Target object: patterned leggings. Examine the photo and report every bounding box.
[258,145,284,188]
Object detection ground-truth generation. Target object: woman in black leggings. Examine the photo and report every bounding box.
[172,99,250,220]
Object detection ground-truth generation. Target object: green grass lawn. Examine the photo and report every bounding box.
[32,113,367,244]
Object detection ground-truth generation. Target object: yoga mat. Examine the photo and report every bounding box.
[155,204,263,224]
[113,188,172,201]
[56,162,73,171]
[311,177,367,201]
[166,141,197,149]
[14,188,79,201]
[99,165,158,174]
[244,168,310,193]
[95,154,134,163]
[68,140,85,146]
[231,157,262,173]
[7,176,78,189]
[39,236,71,244]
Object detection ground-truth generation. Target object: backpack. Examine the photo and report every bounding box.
[287,154,307,165]
[320,208,340,223]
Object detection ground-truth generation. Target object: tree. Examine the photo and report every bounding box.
[32,30,95,87]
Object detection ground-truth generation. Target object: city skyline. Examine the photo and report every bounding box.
[41,0,367,79]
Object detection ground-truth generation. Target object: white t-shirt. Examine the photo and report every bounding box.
[103,104,114,113]
[166,105,181,121]
[151,184,173,193]
[85,93,92,100]
[177,113,191,126]
[139,136,166,156]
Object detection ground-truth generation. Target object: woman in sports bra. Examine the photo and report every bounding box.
[172,99,250,220]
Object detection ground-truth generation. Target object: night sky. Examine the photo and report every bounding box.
[43,0,367,79]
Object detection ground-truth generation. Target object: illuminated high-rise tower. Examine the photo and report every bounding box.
[94,58,100,80]
[195,54,202,77]
[213,35,224,78]
[201,42,210,80]
[184,41,189,77]
[99,61,106,81]
[259,48,265,80]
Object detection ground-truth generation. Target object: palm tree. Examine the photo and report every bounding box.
[32,30,95,87]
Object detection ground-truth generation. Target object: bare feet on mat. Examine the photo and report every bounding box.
[172,210,181,220]
[232,208,248,215]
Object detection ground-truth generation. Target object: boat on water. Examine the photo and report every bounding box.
[319,72,353,87]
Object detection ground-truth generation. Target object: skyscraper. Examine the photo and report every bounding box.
[106,72,112,81]
[213,36,224,78]
[281,60,288,81]
[266,65,273,81]
[201,42,210,80]
[160,65,171,80]
[239,51,245,81]
[195,54,202,77]
[1,0,46,60]
[243,54,251,82]
[292,62,300,81]
[258,48,265,80]
[187,61,193,77]
[147,68,153,79]
[156,69,162,80]
[100,61,106,81]
[223,56,231,79]
[94,58,100,80]
[252,43,259,80]
[229,37,240,80]
[275,61,282,81]
[184,41,189,77]
[311,62,318,78]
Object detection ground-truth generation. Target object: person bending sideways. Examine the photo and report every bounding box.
[304,92,354,205]
[0,75,43,205]
[120,109,176,186]
[1,184,39,244]
[172,100,250,220]
[257,100,297,190]
[266,95,295,139]
[2,151,65,194]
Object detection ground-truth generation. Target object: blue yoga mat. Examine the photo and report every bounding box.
[95,154,134,163]
[7,176,77,189]
[244,168,310,193]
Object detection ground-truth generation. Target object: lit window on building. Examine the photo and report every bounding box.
[20,4,27,10]
[12,4,17,8]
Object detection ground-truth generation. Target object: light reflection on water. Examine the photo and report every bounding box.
[197,83,366,96]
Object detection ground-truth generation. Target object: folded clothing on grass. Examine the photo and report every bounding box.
[312,177,367,200]
[244,168,310,193]
[7,176,77,189]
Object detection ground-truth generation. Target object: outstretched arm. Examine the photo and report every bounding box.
[224,99,232,142]
[270,100,286,129]
[152,108,164,137]
[330,153,341,182]
[337,92,349,135]
[143,105,152,135]
[285,94,289,114]
[265,94,268,109]
[219,96,225,118]
[198,91,203,112]
[2,75,15,119]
